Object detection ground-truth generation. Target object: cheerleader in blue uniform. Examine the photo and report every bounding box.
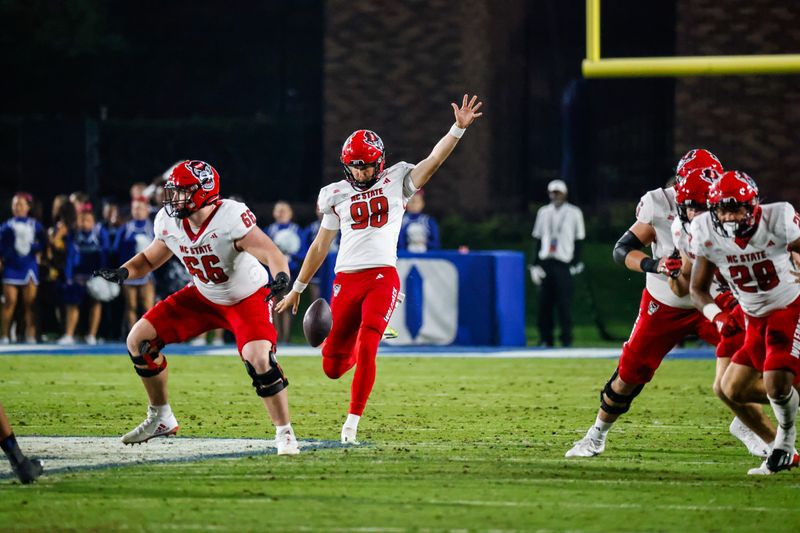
[264,201,307,343]
[60,207,109,345]
[0,193,45,344]
[112,197,155,331]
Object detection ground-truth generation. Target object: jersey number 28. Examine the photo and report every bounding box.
[350,196,389,230]
[729,260,779,293]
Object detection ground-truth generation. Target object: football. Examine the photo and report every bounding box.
[303,298,332,347]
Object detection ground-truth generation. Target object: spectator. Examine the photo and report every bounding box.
[113,197,155,332]
[69,191,89,215]
[44,196,77,337]
[265,201,306,342]
[530,179,585,347]
[0,193,46,344]
[398,190,440,253]
[304,206,340,302]
[60,207,109,345]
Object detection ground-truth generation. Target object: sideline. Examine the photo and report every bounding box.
[0,342,716,359]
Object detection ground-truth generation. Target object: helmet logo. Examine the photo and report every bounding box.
[185,160,215,190]
[362,131,384,152]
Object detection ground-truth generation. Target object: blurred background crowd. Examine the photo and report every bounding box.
[0,169,442,345]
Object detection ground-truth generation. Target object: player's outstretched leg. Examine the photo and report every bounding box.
[566,368,644,458]
[121,319,179,445]
[341,320,385,444]
[1,404,43,484]
[241,340,298,456]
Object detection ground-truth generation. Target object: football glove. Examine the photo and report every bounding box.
[713,290,738,313]
[92,267,129,285]
[713,311,741,338]
[663,249,682,279]
[265,271,290,302]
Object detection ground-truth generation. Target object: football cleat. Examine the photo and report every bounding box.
[383,326,399,340]
[565,436,605,458]
[275,428,300,456]
[729,417,770,458]
[11,457,43,484]
[766,448,800,472]
[121,406,179,445]
[747,449,800,475]
[341,425,360,445]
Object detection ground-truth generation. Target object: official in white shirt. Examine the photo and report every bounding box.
[530,179,586,347]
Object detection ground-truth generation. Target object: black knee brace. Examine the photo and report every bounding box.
[599,368,644,415]
[129,338,167,378]
[244,350,288,398]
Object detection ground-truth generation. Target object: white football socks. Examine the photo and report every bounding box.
[586,416,613,442]
[152,404,172,417]
[275,423,293,436]
[768,388,799,451]
[345,413,361,429]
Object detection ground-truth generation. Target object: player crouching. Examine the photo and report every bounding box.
[94,160,299,455]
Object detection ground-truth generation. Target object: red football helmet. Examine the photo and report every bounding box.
[340,130,385,191]
[675,167,719,224]
[676,149,723,182]
[163,160,221,218]
[707,170,760,238]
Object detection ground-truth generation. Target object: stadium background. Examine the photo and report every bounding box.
[1,0,798,342]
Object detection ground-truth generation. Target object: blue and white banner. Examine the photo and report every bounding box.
[319,250,526,346]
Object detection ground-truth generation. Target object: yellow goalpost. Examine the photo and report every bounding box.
[582,0,800,78]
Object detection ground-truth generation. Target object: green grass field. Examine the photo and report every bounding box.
[1,354,798,532]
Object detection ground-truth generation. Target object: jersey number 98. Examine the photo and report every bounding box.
[350,196,389,230]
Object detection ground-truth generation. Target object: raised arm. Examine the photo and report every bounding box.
[409,94,483,189]
[275,227,338,315]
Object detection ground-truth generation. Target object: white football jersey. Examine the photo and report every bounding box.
[672,216,725,299]
[691,202,800,317]
[635,187,692,308]
[154,199,269,305]
[318,162,417,273]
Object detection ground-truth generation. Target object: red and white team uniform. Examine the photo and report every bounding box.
[316,161,417,414]
[672,218,743,358]
[143,199,276,352]
[618,188,719,384]
[691,203,800,375]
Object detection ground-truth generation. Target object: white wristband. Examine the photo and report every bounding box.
[702,303,722,322]
[448,123,466,139]
[292,280,308,294]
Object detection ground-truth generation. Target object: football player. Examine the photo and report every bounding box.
[1,402,43,484]
[690,171,800,474]
[670,168,772,457]
[94,160,299,455]
[276,94,483,444]
[565,149,723,458]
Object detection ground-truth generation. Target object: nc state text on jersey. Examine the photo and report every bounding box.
[350,188,384,202]
[726,250,767,264]
[180,244,214,255]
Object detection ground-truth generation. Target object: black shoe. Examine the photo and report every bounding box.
[12,457,43,484]
[766,448,799,473]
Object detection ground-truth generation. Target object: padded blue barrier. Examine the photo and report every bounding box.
[318,250,526,346]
